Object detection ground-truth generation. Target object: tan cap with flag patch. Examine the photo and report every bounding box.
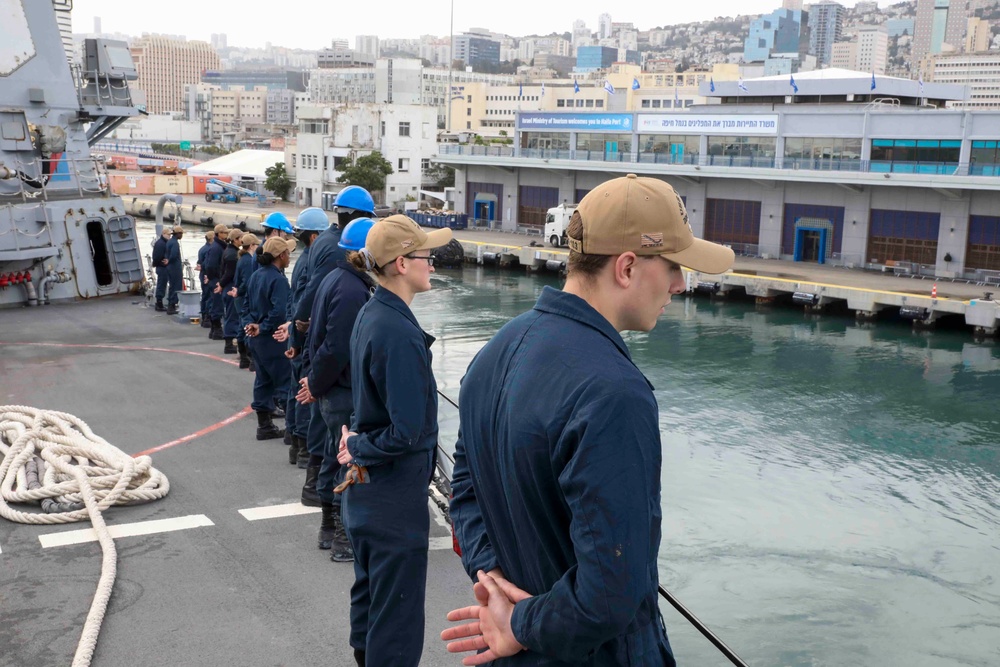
[569,174,735,274]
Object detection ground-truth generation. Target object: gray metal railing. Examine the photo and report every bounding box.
[436,144,1000,178]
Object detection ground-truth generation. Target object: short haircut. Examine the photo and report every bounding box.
[566,212,611,278]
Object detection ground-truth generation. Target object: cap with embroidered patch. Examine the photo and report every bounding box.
[214,223,229,235]
[262,237,296,256]
[240,233,260,247]
[365,214,452,268]
[569,174,734,274]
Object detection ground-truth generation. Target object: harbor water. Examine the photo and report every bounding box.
[140,222,1000,666]
[419,267,1000,667]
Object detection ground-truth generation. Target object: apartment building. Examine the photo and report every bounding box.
[130,35,221,113]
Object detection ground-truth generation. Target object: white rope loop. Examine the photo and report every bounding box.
[0,405,170,667]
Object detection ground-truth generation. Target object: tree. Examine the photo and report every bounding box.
[425,163,455,189]
[264,162,291,201]
[336,151,393,197]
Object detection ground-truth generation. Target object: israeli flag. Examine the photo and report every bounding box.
[604,80,615,95]
[918,74,925,97]
[870,71,876,91]
[632,77,640,90]
[519,83,523,98]
[790,75,798,95]
[738,78,748,93]
[574,80,580,94]
[541,83,546,96]
[709,77,715,93]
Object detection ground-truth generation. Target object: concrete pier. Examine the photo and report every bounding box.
[125,195,1000,337]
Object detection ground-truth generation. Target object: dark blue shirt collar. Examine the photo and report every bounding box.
[533,286,649,384]
[373,286,435,346]
[338,260,377,291]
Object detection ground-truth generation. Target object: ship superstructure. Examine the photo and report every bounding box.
[0,0,143,308]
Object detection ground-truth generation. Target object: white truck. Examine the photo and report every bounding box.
[544,203,578,247]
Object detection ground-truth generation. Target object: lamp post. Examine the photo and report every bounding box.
[446,0,454,133]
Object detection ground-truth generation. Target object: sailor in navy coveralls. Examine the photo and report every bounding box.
[335,214,452,667]
[445,175,736,666]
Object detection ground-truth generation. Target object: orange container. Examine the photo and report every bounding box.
[191,175,232,194]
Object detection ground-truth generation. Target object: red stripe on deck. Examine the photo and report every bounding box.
[0,341,252,455]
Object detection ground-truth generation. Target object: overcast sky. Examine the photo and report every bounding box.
[72,0,899,50]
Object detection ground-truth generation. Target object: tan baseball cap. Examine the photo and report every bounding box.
[214,223,229,235]
[262,237,297,256]
[240,233,260,247]
[228,228,244,242]
[205,231,215,240]
[366,214,452,268]
[172,225,184,234]
[570,174,735,275]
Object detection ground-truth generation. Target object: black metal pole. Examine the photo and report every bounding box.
[658,585,749,667]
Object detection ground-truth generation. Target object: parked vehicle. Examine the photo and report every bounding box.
[544,203,578,247]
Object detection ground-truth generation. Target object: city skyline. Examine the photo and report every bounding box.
[72,0,904,50]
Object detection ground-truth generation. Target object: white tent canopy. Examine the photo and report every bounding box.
[186,150,284,181]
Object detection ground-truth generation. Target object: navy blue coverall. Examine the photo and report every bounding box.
[203,236,227,321]
[304,262,375,506]
[164,235,183,307]
[295,226,346,458]
[450,286,676,667]
[219,243,240,338]
[246,263,291,413]
[198,242,212,316]
[343,286,438,667]
[152,235,168,303]
[233,250,256,345]
[286,244,312,440]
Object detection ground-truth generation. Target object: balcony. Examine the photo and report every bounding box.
[436,144,1000,182]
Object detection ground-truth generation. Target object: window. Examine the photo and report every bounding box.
[585,99,594,107]
[421,158,430,171]
[398,158,409,172]
[390,186,396,192]
[557,99,566,107]
[595,100,603,108]
[399,122,410,137]
[291,154,296,168]
[652,100,661,108]
[466,121,471,129]
[870,139,960,173]
[576,99,584,107]
[641,99,650,108]
[467,95,472,102]
[380,121,385,136]
[467,108,471,116]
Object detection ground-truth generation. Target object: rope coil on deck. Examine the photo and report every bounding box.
[0,405,170,667]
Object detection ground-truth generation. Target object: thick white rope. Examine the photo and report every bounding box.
[0,405,170,667]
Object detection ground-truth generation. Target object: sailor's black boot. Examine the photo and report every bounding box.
[296,437,309,469]
[238,341,250,369]
[247,357,255,373]
[288,434,299,465]
[301,462,321,507]
[154,300,166,312]
[255,411,284,441]
[200,312,211,328]
[210,319,225,340]
[329,510,354,563]
[318,502,336,550]
[166,303,178,315]
[223,338,237,354]
[353,649,365,667]
[270,401,285,419]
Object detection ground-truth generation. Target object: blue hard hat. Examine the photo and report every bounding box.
[294,207,329,232]
[334,185,375,214]
[338,217,376,252]
[262,211,295,234]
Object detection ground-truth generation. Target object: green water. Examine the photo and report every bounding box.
[416,267,1000,667]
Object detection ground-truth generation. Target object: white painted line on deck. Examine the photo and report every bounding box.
[429,537,453,551]
[238,502,321,521]
[38,514,214,549]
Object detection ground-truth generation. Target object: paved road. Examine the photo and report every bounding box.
[0,297,470,667]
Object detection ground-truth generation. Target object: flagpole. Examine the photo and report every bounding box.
[446,0,453,133]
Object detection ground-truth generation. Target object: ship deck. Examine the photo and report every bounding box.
[0,297,468,667]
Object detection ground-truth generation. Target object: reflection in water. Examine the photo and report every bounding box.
[416,267,1000,667]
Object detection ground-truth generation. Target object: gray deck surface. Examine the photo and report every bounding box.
[0,297,470,667]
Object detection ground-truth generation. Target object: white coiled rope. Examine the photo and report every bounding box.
[0,405,170,667]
